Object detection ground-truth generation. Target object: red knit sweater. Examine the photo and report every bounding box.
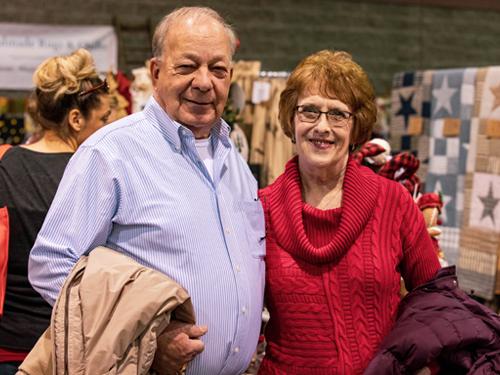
[258,156,440,375]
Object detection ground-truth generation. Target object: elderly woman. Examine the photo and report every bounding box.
[258,50,440,374]
[0,48,110,374]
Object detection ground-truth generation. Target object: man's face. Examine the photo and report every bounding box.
[150,17,232,138]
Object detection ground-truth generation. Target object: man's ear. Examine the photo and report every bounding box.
[150,57,161,84]
[68,109,83,132]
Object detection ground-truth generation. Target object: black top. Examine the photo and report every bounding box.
[0,146,72,351]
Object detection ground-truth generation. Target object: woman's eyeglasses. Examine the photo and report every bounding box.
[296,105,352,128]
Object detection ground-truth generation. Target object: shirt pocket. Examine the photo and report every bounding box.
[239,199,266,258]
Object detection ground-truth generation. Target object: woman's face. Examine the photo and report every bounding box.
[294,89,353,174]
[77,94,112,146]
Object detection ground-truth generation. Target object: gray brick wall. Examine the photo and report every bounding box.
[1,0,500,94]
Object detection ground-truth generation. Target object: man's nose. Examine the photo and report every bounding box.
[192,67,212,92]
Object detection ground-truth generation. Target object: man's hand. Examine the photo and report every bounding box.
[152,320,208,374]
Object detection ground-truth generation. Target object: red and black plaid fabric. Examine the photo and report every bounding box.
[400,175,421,196]
[378,153,419,181]
[378,152,421,195]
[352,143,386,164]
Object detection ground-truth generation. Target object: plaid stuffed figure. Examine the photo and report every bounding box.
[352,143,386,165]
[378,152,421,196]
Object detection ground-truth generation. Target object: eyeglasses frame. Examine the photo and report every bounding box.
[295,105,353,128]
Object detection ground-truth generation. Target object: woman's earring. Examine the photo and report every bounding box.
[291,135,296,144]
[350,144,357,152]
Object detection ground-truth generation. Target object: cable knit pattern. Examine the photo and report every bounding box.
[258,156,441,375]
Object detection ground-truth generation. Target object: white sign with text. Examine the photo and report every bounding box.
[0,23,117,90]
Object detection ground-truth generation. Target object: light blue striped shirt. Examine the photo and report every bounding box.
[29,97,265,375]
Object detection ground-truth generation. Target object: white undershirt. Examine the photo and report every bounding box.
[195,136,214,180]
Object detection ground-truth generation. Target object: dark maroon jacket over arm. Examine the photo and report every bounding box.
[364,266,500,375]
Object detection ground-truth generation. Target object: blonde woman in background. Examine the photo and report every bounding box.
[0,48,110,374]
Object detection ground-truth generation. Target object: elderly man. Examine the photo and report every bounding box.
[29,7,265,375]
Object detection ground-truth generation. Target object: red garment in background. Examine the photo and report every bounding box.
[116,70,132,114]
[0,206,8,318]
[0,145,27,363]
[0,144,11,318]
[0,347,28,363]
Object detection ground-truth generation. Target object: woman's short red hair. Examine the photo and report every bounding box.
[279,50,377,147]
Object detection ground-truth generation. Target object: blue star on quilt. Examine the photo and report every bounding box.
[479,182,499,224]
[395,92,417,129]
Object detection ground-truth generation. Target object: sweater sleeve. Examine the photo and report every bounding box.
[398,188,441,291]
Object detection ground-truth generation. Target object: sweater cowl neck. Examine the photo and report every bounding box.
[267,155,379,264]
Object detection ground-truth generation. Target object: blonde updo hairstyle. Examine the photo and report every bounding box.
[31,48,108,140]
[279,50,377,148]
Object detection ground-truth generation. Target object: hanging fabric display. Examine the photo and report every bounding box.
[469,173,500,232]
[457,66,500,299]
[130,65,153,113]
[390,71,424,152]
[260,78,293,186]
[390,71,433,182]
[228,61,294,187]
[106,71,130,122]
[232,61,261,126]
[389,64,500,301]
[425,68,477,266]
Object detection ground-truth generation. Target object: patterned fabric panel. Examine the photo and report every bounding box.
[416,70,434,182]
[426,68,476,233]
[457,227,499,300]
[390,71,424,153]
[468,173,500,233]
[439,227,461,267]
[475,66,500,175]
[390,71,434,185]
[458,66,500,299]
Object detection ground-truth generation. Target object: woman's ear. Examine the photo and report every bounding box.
[68,109,84,132]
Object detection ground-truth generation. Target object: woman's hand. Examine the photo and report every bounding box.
[152,320,208,374]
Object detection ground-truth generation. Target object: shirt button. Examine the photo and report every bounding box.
[225,229,230,235]
[242,306,247,314]
[235,265,241,272]
[234,347,240,353]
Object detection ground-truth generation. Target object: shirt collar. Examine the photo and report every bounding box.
[145,96,232,152]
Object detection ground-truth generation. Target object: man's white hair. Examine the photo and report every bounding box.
[152,6,237,59]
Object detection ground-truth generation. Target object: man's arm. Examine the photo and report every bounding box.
[29,146,118,305]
